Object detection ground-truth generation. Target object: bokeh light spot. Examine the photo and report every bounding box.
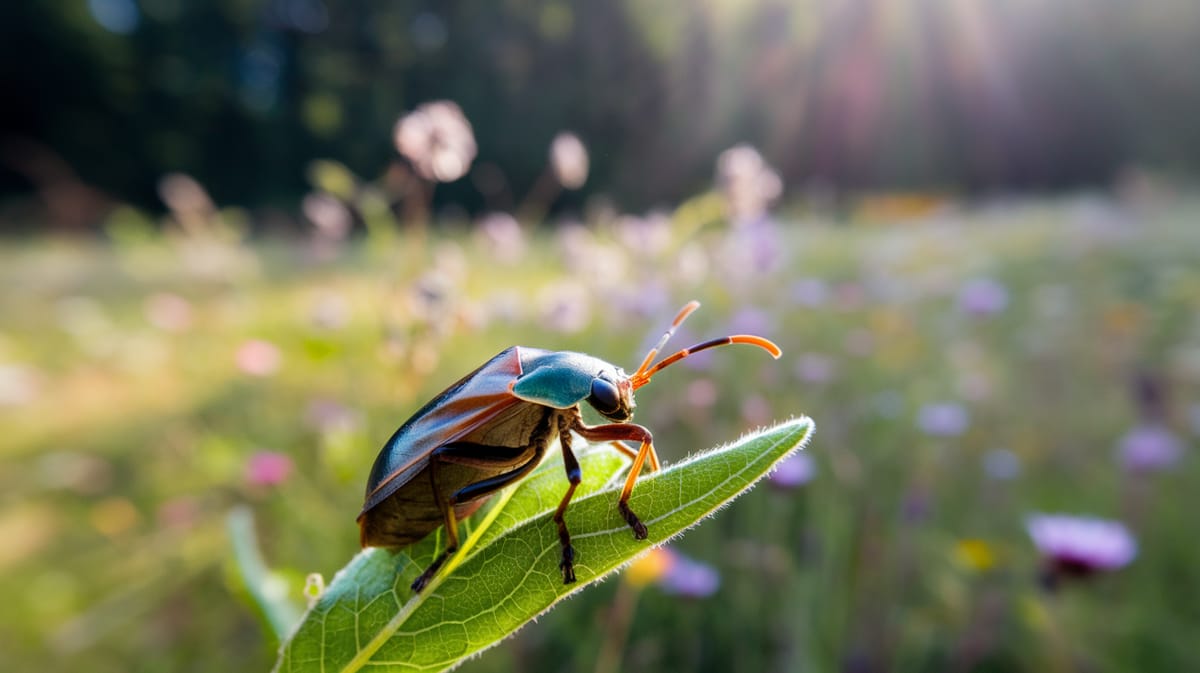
[88,0,140,35]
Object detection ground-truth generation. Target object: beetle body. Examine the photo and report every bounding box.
[358,302,780,592]
[359,347,622,548]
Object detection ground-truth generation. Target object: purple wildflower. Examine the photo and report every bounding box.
[1026,514,1136,582]
[656,548,721,599]
[916,402,970,437]
[1117,422,1183,472]
[770,452,816,489]
[958,278,1009,316]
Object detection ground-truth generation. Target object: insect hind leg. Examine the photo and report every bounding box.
[607,441,660,472]
[412,447,545,593]
[411,471,460,593]
[411,545,455,593]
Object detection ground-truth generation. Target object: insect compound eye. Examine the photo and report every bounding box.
[589,377,622,416]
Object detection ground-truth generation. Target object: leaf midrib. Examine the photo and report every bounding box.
[277,417,814,673]
[345,422,806,672]
[333,485,521,673]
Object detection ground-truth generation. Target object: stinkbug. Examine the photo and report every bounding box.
[358,301,781,592]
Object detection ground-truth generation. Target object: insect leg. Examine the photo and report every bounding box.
[607,441,637,460]
[554,415,582,584]
[410,448,546,592]
[607,441,660,472]
[410,457,463,593]
[572,422,655,540]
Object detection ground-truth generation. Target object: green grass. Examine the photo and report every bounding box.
[2,196,1198,672]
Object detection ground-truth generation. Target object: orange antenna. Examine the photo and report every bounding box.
[630,310,781,390]
[633,300,701,379]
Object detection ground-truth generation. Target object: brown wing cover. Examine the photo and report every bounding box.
[358,347,565,549]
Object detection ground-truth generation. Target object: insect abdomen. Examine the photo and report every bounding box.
[358,479,443,548]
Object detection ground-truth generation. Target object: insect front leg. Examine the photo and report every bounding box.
[572,421,656,540]
[554,414,583,584]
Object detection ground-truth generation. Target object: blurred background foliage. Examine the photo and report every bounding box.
[2,2,1199,673]
[4,0,1200,227]
[4,202,1199,673]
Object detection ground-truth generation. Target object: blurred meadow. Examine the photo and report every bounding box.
[3,2,1200,672]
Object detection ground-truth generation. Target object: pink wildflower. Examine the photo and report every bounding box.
[245,451,294,487]
[236,339,282,377]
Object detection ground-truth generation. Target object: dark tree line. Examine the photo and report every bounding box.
[2,0,1199,227]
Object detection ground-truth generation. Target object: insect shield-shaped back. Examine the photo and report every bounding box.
[357,301,781,593]
[510,351,635,422]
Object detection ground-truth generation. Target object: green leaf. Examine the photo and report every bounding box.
[227,506,303,644]
[274,416,814,673]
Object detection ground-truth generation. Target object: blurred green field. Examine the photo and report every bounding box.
[2,196,1198,672]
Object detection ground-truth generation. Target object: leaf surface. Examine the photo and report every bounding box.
[275,416,814,673]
